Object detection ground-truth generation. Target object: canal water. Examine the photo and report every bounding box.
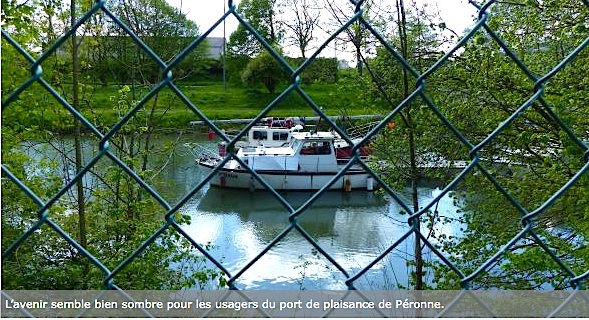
[21,133,464,290]
[180,186,461,290]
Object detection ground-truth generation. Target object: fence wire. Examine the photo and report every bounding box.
[1,0,589,316]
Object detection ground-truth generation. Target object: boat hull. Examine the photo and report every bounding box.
[199,162,374,191]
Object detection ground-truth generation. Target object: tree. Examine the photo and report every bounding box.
[1,1,63,288]
[241,49,288,93]
[425,0,589,289]
[1,0,227,290]
[281,0,320,58]
[358,0,588,291]
[227,0,282,56]
[98,0,208,195]
[323,0,384,76]
[357,0,456,290]
[106,0,206,84]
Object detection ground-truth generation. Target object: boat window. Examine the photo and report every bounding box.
[252,130,268,140]
[273,132,289,140]
[290,139,302,150]
[300,141,332,155]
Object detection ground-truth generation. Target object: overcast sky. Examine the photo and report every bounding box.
[166,0,478,60]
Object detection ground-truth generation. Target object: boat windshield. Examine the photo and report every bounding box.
[289,138,303,150]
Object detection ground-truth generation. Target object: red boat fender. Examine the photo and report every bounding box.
[218,141,227,157]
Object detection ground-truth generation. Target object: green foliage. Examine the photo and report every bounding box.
[229,56,338,86]
[286,57,338,84]
[328,71,378,113]
[225,54,253,83]
[228,24,259,57]
[1,0,37,44]
[70,36,212,86]
[91,0,206,85]
[2,90,228,290]
[1,1,227,289]
[425,0,589,289]
[3,81,367,134]
[227,0,282,56]
[241,50,288,93]
[367,3,460,188]
[364,0,588,290]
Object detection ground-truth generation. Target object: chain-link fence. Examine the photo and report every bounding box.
[2,0,589,315]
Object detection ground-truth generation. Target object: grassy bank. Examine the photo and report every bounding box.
[7,81,379,133]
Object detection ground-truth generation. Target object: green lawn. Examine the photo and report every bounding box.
[4,80,381,133]
[77,82,377,131]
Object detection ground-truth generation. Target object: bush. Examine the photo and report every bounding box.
[287,57,338,84]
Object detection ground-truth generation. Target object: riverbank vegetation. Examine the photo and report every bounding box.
[2,80,376,133]
[2,0,588,291]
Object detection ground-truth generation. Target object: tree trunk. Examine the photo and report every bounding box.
[355,23,363,76]
[409,115,423,291]
[71,0,87,251]
[396,0,423,291]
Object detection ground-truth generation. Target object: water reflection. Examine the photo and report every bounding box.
[179,186,461,289]
[197,188,386,236]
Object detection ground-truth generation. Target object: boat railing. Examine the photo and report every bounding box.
[346,121,380,141]
[183,142,220,161]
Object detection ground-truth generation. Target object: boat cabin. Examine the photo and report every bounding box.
[236,132,339,173]
[238,124,304,148]
[290,133,338,172]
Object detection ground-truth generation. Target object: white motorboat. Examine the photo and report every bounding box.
[231,117,372,160]
[198,131,375,191]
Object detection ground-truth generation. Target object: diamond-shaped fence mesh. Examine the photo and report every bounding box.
[2,0,588,306]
